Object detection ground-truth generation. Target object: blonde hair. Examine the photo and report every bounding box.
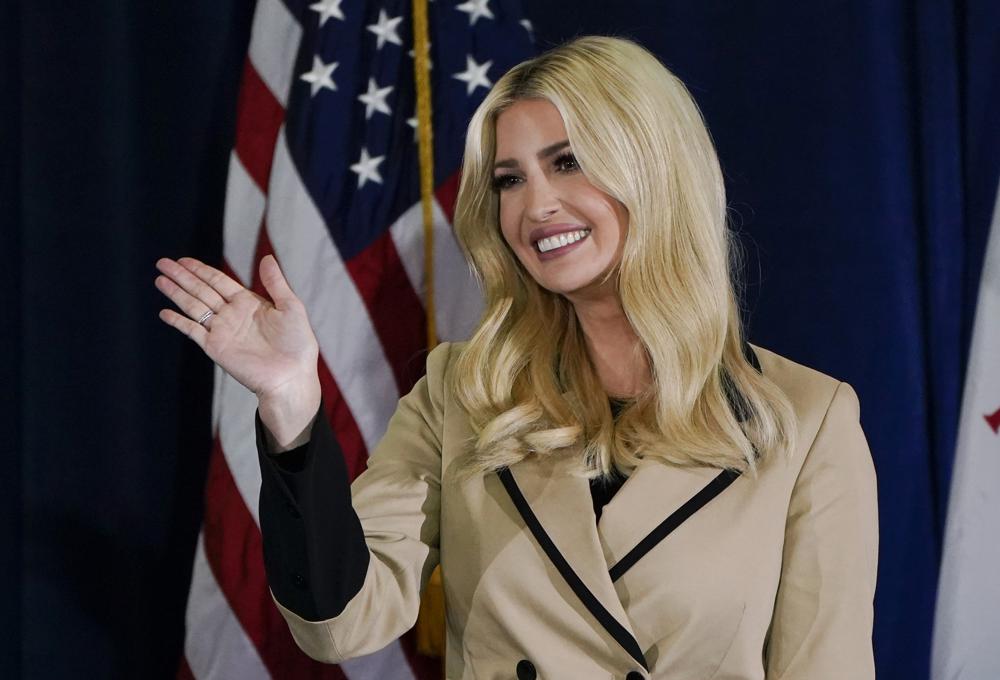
[451,36,796,478]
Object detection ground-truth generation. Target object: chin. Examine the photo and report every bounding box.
[538,276,605,298]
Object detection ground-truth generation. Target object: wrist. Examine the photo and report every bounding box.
[257,373,322,452]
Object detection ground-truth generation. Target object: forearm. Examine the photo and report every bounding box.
[256,404,370,620]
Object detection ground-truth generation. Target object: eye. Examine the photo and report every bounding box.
[491,174,521,192]
[553,152,579,173]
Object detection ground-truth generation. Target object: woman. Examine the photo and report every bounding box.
[156,36,877,680]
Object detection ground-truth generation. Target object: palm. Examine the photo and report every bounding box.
[201,288,316,396]
[155,256,318,399]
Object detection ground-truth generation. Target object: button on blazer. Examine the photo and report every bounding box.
[271,341,878,679]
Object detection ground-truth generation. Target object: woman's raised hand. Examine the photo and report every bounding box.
[155,254,321,447]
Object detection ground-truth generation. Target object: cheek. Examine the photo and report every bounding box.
[498,198,523,250]
[591,197,628,243]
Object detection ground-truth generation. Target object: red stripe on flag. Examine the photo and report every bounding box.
[346,232,428,396]
[175,656,195,680]
[234,59,286,192]
[435,171,461,224]
[202,439,348,680]
[317,358,370,481]
[399,628,444,679]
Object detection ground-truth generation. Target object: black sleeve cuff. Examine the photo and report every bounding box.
[256,402,370,621]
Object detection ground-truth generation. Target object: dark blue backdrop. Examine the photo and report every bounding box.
[4,2,998,678]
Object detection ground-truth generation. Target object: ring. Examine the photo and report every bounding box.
[197,310,214,326]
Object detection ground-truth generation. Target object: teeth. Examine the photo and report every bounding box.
[536,229,590,253]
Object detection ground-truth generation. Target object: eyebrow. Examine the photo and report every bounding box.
[493,140,570,170]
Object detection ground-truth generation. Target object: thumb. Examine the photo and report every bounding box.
[259,255,299,310]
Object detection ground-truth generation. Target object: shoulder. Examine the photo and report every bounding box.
[749,344,864,461]
[750,344,841,409]
[750,345,840,402]
[423,341,469,408]
[425,341,467,381]
[427,340,467,365]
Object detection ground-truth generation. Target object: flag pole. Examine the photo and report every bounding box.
[411,0,446,666]
[412,0,437,351]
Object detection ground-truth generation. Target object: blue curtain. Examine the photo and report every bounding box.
[3,1,998,678]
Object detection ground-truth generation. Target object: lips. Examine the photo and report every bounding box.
[534,230,591,262]
[528,223,590,246]
[536,229,589,253]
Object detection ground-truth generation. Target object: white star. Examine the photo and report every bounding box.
[357,78,394,119]
[366,9,403,50]
[520,19,534,35]
[455,0,494,26]
[299,56,339,96]
[350,147,385,188]
[309,0,345,26]
[453,55,493,95]
[407,115,419,142]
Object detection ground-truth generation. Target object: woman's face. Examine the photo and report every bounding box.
[493,98,629,303]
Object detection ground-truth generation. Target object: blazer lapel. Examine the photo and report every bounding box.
[493,342,759,667]
[597,458,741,582]
[497,451,649,671]
[598,342,759,579]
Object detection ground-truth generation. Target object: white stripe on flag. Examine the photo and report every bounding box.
[223,154,266,287]
[430,200,483,343]
[247,0,302,107]
[932,179,1000,679]
[339,642,418,680]
[266,127,399,450]
[217,370,265,527]
[389,199,483,343]
[185,534,270,680]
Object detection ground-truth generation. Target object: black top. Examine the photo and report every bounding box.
[589,397,630,522]
[590,472,627,522]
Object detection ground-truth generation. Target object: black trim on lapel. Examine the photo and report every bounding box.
[497,467,650,672]
[608,468,740,582]
[607,342,759,582]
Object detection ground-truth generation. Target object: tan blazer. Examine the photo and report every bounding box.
[274,341,878,679]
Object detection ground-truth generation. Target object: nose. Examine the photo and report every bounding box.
[524,174,559,222]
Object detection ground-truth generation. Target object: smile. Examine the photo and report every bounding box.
[534,229,591,254]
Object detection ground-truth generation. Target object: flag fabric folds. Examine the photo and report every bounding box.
[932,178,1000,679]
[179,1,533,677]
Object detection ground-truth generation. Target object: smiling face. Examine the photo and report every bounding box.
[492,98,630,303]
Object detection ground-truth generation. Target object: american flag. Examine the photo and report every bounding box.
[178,1,533,678]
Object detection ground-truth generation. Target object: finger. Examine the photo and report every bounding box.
[259,255,301,311]
[156,258,228,313]
[158,308,208,350]
[155,274,218,326]
[173,257,245,302]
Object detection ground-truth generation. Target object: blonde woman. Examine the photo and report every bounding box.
[156,36,877,680]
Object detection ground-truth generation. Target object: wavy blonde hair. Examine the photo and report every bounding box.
[451,36,796,478]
